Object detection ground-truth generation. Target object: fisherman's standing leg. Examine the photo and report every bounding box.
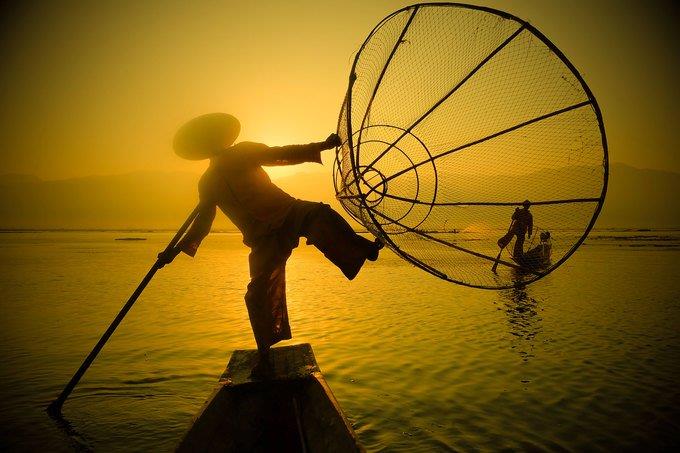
[513,233,525,259]
[244,235,293,376]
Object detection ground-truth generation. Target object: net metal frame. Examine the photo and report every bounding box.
[334,2,608,289]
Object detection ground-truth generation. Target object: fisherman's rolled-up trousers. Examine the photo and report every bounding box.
[244,200,374,350]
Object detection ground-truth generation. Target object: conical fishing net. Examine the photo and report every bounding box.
[334,3,608,289]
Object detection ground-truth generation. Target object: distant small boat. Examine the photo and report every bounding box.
[114,237,147,241]
[177,343,364,453]
[514,242,551,271]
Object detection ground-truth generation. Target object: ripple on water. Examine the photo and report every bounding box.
[1,232,680,450]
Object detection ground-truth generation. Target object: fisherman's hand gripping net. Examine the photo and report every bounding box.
[334,3,608,289]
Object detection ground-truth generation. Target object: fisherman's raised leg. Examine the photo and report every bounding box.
[297,202,382,280]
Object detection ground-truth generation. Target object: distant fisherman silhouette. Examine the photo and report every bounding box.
[158,113,382,372]
[497,200,533,259]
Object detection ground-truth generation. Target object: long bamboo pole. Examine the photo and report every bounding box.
[47,205,200,416]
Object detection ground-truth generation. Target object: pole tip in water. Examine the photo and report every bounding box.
[46,400,63,418]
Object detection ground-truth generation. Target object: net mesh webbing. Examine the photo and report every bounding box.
[335,3,608,289]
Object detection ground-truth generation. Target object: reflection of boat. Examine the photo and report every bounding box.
[513,232,552,271]
[498,285,543,362]
[177,343,364,453]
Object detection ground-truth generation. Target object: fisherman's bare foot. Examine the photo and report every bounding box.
[367,238,384,261]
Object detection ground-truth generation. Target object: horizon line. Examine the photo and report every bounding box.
[0,161,678,183]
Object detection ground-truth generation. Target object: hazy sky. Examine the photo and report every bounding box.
[1,0,678,181]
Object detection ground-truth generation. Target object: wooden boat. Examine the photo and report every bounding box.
[177,343,364,453]
[514,241,551,271]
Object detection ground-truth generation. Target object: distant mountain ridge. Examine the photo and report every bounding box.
[0,163,677,229]
[0,171,202,229]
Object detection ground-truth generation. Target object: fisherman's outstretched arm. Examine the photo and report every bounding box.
[177,203,216,257]
[240,133,341,166]
[156,202,215,267]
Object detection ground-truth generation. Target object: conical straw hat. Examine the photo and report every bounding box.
[173,113,241,160]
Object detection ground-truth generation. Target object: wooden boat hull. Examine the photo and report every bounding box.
[177,344,364,453]
[514,243,551,271]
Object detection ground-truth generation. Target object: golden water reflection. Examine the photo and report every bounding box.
[498,281,543,362]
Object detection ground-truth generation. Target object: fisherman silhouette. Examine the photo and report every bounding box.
[497,200,533,260]
[157,113,382,375]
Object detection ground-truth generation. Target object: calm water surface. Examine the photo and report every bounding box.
[0,230,678,451]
